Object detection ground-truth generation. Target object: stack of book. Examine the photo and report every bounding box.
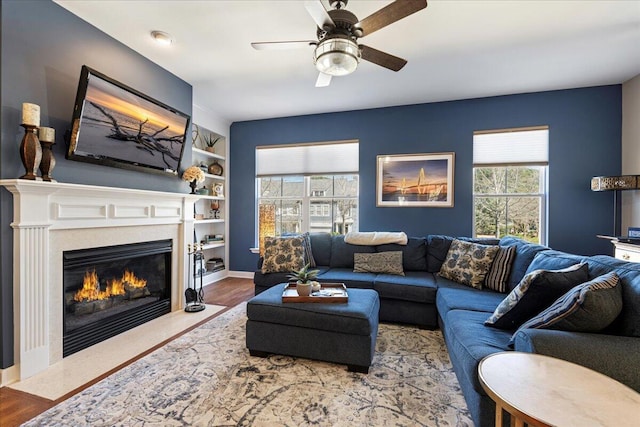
[206,257,225,273]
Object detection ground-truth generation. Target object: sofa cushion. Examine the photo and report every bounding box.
[329,235,375,268]
[261,236,306,273]
[438,239,500,289]
[499,236,549,291]
[485,263,589,330]
[376,237,427,271]
[524,249,586,275]
[442,309,513,394]
[309,232,332,266]
[373,271,437,303]
[354,251,404,276]
[317,268,376,289]
[436,279,506,317]
[585,255,640,337]
[511,272,622,345]
[484,245,516,293]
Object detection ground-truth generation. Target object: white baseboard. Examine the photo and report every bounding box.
[229,270,254,279]
[0,364,19,387]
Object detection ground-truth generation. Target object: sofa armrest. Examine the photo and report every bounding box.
[513,329,640,392]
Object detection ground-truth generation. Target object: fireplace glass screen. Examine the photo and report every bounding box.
[63,239,172,356]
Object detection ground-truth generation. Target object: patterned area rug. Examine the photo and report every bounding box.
[24,303,472,426]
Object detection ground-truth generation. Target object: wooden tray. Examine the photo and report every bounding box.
[282,283,348,303]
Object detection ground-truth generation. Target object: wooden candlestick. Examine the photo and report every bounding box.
[39,140,56,182]
[19,124,42,180]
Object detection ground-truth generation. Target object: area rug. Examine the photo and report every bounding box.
[23,303,472,426]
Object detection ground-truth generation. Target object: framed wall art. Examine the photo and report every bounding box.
[376,152,455,207]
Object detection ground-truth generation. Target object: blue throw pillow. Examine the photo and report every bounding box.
[509,272,622,346]
[485,263,589,330]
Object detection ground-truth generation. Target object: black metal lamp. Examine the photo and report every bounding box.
[591,175,640,236]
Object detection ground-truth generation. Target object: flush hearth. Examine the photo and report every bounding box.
[63,239,172,357]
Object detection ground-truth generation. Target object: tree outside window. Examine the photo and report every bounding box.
[473,166,545,244]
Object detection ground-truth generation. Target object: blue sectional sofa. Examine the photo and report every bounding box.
[253,233,640,427]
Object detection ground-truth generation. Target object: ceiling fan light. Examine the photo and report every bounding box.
[313,38,360,76]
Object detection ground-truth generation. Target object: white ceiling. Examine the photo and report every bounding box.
[55,0,640,123]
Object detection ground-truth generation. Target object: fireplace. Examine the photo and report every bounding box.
[63,239,172,357]
[0,180,197,381]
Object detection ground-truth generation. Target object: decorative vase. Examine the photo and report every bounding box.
[189,179,198,194]
[296,282,312,297]
[205,146,216,153]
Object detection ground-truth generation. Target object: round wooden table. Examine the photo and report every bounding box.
[478,352,640,427]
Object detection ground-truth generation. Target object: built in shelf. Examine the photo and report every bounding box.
[192,147,225,161]
[194,219,225,224]
[202,241,225,250]
[203,172,225,181]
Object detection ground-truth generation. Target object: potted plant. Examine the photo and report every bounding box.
[202,133,221,153]
[287,263,320,296]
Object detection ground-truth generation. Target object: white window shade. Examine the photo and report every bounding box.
[256,141,359,176]
[473,128,548,166]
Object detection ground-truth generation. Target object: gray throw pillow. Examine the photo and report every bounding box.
[485,263,589,330]
[354,251,404,276]
[509,272,622,346]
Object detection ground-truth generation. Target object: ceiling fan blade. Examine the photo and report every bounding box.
[316,72,332,87]
[304,0,335,31]
[251,41,316,50]
[356,0,427,37]
[360,45,407,71]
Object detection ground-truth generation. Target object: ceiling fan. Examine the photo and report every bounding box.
[251,0,428,87]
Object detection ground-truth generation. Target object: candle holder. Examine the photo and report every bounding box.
[39,137,56,182]
[19,124,42,180]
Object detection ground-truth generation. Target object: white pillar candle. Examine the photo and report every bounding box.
[38,126,55,142]
[22,103,40,127]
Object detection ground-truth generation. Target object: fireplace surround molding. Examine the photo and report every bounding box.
[0,179,199,381]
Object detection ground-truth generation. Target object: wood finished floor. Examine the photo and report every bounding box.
[0,277,255,427]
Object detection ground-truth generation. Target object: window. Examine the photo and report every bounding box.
[473,127,548,244]
[258,175,359,235]
[256,141,359,239]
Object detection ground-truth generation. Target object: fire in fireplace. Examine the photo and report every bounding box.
[63,239,172,357]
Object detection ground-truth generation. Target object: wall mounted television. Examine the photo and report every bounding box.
[67,65,190,176]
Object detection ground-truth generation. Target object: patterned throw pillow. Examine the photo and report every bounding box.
[301,232,316,268]
[484,246,516,293]
[510,272,622,346]
[354,251,404,276]
[485,263,589,330]
[261,236,305,274]
[438,239,500,289]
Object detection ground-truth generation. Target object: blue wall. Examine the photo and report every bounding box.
[0,1,192,368]
[230,86,622,272]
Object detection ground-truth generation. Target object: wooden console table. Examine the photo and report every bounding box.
[478,352,640,427]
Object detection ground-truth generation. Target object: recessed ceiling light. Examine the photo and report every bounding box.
[151,30,172,46]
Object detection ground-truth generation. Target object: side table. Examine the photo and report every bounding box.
[478,352,640,427]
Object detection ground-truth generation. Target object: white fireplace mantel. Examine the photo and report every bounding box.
[0,179,198,380]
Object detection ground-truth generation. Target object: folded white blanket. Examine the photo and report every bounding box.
[344,231,408,246]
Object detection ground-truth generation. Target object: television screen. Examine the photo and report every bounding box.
[67,65,190,176]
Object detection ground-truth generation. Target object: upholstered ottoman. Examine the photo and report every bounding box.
[246,283,380,373]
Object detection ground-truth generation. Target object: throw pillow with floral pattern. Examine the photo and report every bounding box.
[261,236,306,274]
[438,239,500,289]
